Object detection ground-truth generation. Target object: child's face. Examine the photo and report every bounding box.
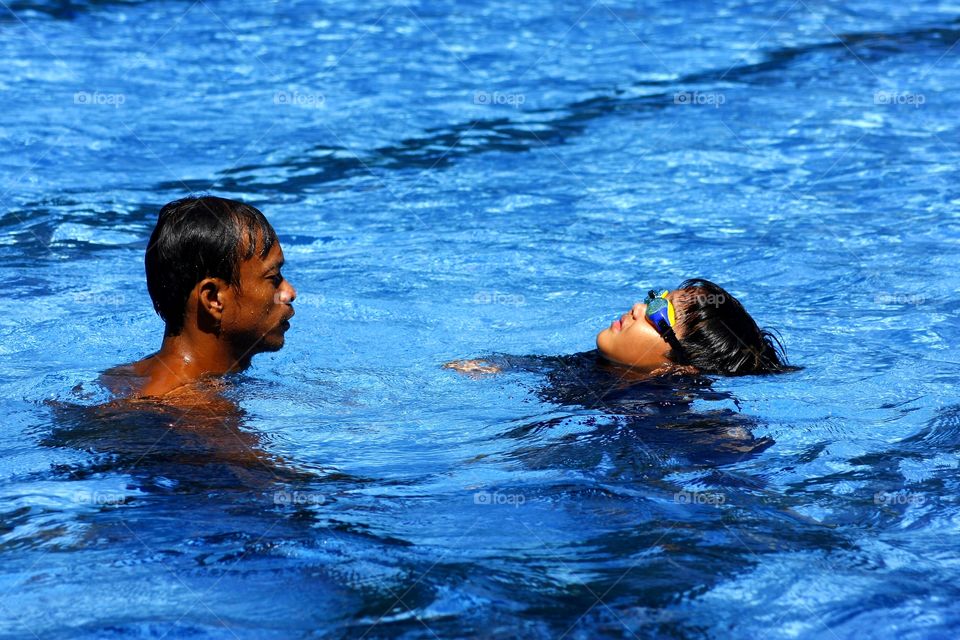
[595,290,680,368]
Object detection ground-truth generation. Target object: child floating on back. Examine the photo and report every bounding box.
[446,278,792,378]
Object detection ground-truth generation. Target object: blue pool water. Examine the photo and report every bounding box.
[3,0,960,637]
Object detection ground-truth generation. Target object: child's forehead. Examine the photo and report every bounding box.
[667,288,687,304]
[665,289,694,339]
[668,287,697,318]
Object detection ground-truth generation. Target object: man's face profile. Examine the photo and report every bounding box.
[217,239,296,356]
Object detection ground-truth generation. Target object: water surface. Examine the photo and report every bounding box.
[2,0,960,638]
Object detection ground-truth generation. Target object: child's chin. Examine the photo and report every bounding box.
[596,330,612,354]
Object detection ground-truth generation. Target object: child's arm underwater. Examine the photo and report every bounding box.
[444,351,700,386]
[443,359,502,375]
[443,352,598,377]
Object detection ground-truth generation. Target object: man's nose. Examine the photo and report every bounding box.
[274,281,297,305]
[630,302,645,318]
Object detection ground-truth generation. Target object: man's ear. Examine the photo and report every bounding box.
[197,277,227,322]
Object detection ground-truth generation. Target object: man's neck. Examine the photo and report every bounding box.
[146,329,251,389]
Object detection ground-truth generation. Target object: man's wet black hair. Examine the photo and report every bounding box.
[145,196,278,336]
[667,278,793,376]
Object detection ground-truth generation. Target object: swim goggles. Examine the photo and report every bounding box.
[643,289,677,336]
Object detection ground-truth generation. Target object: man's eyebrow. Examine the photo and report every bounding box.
[262,259,284,274]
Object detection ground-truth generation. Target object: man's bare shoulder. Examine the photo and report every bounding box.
[99,354,157,397]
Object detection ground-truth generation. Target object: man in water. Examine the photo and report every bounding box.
[102,196,297,399]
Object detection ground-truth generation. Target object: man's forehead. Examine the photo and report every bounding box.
[265,242,284,263]
[239,240,283,273]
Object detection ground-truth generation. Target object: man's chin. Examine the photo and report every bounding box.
[255,334,285,353]
[262,338,284,352]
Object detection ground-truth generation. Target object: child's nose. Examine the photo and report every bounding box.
[631,302,645,318]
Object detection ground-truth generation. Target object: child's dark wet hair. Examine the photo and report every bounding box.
[145,196,278,336]
[668,278,792,376]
